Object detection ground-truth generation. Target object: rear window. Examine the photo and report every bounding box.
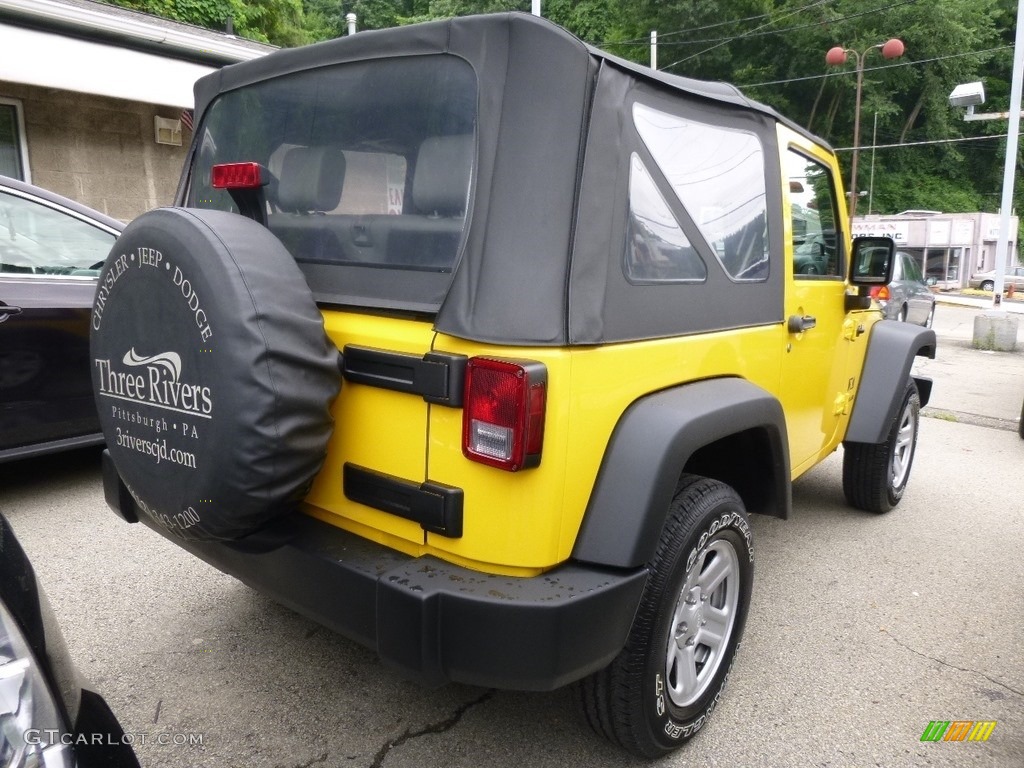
[185,54,477,313]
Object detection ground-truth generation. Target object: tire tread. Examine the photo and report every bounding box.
[577,474,751,758]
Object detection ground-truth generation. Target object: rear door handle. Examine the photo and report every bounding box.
[787,314,816,333]
[0,304,23,323]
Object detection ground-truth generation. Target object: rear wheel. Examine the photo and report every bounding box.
[578,475,753,758]
[980,279,995,292]
[897,304,908,322]
[925,303,935,329]
[843,380,920,513]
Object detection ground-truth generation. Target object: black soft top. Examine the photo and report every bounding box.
[186,13,825,345]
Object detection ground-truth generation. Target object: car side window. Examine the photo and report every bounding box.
[632,103,769,282]
[0,190,115,276]
[901,253,924,282]
[786,149,844,279]
[624,153,707,283]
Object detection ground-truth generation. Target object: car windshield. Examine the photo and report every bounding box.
[185,54,477,312]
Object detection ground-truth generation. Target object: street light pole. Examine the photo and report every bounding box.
[990,0,1024,307]
[826,39,905,221]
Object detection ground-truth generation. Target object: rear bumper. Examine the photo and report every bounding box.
[102,451,646,690]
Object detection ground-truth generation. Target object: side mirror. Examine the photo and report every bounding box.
[849,237,895,286]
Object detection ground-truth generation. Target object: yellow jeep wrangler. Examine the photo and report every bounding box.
[92,13,935,758]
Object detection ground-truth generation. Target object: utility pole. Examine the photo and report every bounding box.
[989,0,1024,307]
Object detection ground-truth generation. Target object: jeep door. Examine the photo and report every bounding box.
[778,131,865,474]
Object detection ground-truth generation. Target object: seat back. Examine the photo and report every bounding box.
[411,135,473,217]
[276,147,346,214]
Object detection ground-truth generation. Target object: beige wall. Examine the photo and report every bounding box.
[0,81,188,222]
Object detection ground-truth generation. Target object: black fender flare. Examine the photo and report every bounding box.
[572,378,790,570]
[845,320,936,445]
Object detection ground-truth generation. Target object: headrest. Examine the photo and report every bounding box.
[277,147,346,213]
[412,135,473,217]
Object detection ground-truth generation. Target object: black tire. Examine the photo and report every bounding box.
[897,304,908,322]
[980,280,995,292]
[577,475,754,758]
[842,380,920,513]
[90,208,340,542]
[1018,392,1024,440]
[925,302,935,329]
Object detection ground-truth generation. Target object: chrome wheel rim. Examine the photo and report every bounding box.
[890,398,917,489]
[665,539,740,708]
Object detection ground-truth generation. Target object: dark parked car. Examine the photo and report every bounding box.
[0,176,122,462]
[0,511,139,767]
[871,249,936,327]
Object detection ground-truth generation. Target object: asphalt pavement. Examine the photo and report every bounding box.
[1,302,1021,768]
[917,296,1024,431]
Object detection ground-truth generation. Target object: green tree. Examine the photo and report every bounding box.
[105,0,1023,225]
[101,0,311,45]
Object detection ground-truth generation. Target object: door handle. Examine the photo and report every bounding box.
[787,314,816,333]
[0,304,23,323]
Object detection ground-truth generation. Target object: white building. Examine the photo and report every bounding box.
[0,0,274,219]
[853,210,1018,289]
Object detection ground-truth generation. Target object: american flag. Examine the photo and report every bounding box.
[180,109,194,132]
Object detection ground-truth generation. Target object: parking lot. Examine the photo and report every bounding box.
[2,302,1022,768]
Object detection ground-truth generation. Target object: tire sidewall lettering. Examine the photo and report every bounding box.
[653,506,752,743]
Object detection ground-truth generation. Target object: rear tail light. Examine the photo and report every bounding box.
[870,284,890,301]
[463,358,546,471]
[211,162,265,189]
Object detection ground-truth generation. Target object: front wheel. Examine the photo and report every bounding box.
[1018,392,1024,440]
[843,380,921,513]
[577,475,753,758]
[980,280,995,292]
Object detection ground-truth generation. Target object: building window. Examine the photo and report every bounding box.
[0,98,29,181]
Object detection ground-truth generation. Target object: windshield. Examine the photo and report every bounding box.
[185,54,477,312]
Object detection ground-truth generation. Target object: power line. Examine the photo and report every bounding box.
[834,134,1010,151]
[661,0,920,71]
[659,0,918,48]
[605,0,917,61]
[610,0,835,46]
[739,45,1012,89]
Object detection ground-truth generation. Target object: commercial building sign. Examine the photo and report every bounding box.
[852,221,910,242]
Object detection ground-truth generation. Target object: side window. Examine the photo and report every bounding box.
[633,102,769,282]
[0,98,28,180]
[786,149,844,279]
[624,153,706,283]
[0,190,116,276]
[903,253,924,282]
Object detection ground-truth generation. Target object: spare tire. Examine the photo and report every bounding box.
[90,208,340,542]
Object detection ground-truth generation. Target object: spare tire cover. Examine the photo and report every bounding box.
[90,208,340,542]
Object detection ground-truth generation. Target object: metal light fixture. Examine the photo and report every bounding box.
[826,39,905,221]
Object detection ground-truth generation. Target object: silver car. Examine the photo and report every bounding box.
[968,265,1024,292]
[872,250,936,326]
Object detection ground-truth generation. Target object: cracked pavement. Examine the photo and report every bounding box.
[2,303,1021,767]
